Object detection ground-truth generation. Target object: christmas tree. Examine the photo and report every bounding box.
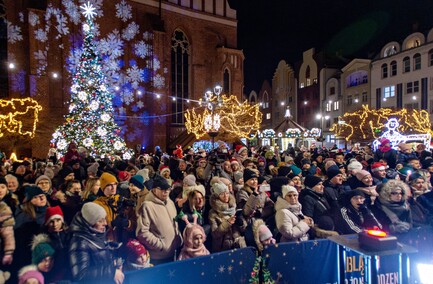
[249,256,274,284]
[51,2,132,158]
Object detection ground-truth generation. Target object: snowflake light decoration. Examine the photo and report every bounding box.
[80,2,97,19]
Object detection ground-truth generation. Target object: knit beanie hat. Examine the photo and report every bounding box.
[290,165,302,176]
[35,175,52,188]
[130,175,145,190]
[193,184,206,197]
[243,169,259,183]
[18,265,44,284]
[99,172,118,190]
[183,223,207,248]
[371,162,386,173]
[159,166,170,176]
[152,175,171,190]
[87,162,99,176]
[347,160,363,172]
[258,224,273,242]
[277,166,292,177]
[353,169,371,181]
[24,185,45,202]
[136,168,150,182]
[126,239,148,259]
[341,189,365,207]
[44,167,55,180]
[0,176,6,186]
[281,185,298,198]
[408,172,424,184]
[44,206,64,226]
[81,203,106,226]
[118,171,131,182]
[183,174,196,187]
[59,166,74,179]
[234,171,243,183]
[326,165,341,180]
[304,175,323,189]
[212,182,229,196]
[31,234,55,265]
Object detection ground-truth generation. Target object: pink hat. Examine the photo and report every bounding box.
[353,169,371,181]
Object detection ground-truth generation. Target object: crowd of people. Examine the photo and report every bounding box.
[0,137,432,283]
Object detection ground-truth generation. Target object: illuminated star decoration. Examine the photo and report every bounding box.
[80,1,97,19]
[218,265,225,273]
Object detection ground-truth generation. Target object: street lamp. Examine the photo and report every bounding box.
[316,114,330,146]
[203,85,223,150]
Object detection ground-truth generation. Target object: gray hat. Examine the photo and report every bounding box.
[82,203,106,226]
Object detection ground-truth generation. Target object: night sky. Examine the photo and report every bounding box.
[230,0,433,94]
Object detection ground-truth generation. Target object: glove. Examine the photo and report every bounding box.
[389,221,411,233]
[112,215,129,229]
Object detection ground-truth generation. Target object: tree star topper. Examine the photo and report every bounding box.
[80,2,97,19]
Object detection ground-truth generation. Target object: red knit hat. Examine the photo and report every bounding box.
[126,239,148,259]
[44,205,64,225]
[235,145,247,155]
[118,171,131,182]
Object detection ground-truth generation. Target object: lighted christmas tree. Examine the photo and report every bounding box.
[249,256,274,284]
[51,2,132,158]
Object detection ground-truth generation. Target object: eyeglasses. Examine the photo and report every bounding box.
[390,192,403,196]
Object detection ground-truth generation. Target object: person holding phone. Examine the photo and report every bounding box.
[275,185,313,242]
[208,182,245,252]
[236,169,275,226]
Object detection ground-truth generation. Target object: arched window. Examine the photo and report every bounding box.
[171,30,190,124]
[429,49,433,67]
[223,68,230,94]
[306,66,311,86]
[390,61,397,76]
[403,56,410,73]
[413,53,421,70]
[381,63,388,78]
[384,45,397,57]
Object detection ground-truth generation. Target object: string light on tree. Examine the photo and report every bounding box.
[0,98,42,138]
[51,2,133,158]
[330,104,433,142]
[185,93,262,141]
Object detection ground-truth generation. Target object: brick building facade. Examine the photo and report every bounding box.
[2,0,243,158]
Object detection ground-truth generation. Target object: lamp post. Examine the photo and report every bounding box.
[203,85,223,151]
[316,114,330,147]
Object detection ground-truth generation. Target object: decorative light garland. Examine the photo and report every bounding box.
[330,104,433,141]
[185,94,262,139]
[0,98,42,138]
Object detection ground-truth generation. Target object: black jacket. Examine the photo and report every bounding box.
[335,204,382,234]
[299,188,332,224]
[68,213,116,283]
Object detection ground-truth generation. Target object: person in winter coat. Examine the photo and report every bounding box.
[299,175,331,225]
[135,175,182,265]
[176,184,208,236]
[236,169,275,225]
[370,180,413,234]
[208,182,246,252]
[275,185,313,242]
[43,206,71,281]
[350,169,379,205]
[69,202,124,284]
[177,223,210,260]
[14,185,49,274]
[374,138,398,169]
[0,201,15,265]
[334,190,382,234]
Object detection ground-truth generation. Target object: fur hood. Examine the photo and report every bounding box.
[377,179,409,202]
[251,218,266,252]
[209,193,236,213]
